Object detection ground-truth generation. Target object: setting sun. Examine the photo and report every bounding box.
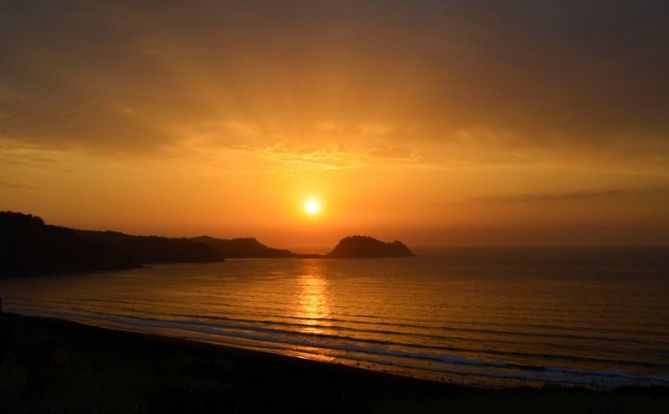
[304,199,322,216]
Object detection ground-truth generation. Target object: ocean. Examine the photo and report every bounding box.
[2,247,668,388]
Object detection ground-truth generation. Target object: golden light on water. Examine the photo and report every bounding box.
[295,262,330,335]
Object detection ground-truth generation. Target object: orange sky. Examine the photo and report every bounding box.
[1,1,669,248]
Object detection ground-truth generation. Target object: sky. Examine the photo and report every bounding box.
[1,0,669,249]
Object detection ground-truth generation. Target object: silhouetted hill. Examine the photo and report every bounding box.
[0,212,221,277]
[327,236,414,258]
[1,212,415,277]
[0,212,137,276]
[80,231,222,264]
[192,236,296,258]
[192,235,415,259]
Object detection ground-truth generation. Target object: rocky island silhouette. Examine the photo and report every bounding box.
[326,235,414,258]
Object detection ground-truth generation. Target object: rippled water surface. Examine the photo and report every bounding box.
[2,249,669,388]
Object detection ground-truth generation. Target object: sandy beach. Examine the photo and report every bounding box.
[1,312,667,413]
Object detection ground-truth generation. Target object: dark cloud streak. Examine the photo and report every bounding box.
[469,188,669,204]
[0,181,35,190]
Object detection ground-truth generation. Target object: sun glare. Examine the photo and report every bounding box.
[304,199,321,215]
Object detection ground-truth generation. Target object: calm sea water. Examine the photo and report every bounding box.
[2,247,668,388]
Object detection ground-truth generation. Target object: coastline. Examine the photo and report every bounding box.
[1,313,667,413]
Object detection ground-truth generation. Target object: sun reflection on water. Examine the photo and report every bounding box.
[294,261,330,336]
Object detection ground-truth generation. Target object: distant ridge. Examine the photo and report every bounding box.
[0,212,221,277]
[1,211,415,276]
[1,212,137,276]
[79,230,221,265]
[192,236,296,258]
[326,235,414,258]
[192,235,415,259]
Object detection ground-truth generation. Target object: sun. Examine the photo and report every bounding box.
[304,198,321,215]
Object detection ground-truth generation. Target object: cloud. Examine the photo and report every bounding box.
[469,188,669,204]
[0,181,35,190]
[0,1,668,168]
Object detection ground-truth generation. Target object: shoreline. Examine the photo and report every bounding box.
[2,313,668,413]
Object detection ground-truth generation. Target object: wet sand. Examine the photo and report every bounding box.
[1,313,667,413]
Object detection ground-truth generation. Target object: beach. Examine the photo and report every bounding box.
[1,313,667,413]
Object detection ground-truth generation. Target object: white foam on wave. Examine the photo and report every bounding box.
[8,300,669,388]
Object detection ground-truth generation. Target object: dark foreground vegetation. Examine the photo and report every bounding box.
[1,313,667,414]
